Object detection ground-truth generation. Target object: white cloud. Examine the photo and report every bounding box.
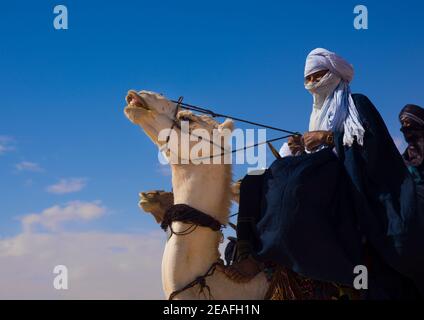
[0,201,166,299]
[0,200,234,299]
[20,201,106,233]
[0,136,15,155]
[15,161,43,172]
[46,178,88,194]
[0,231,165,299]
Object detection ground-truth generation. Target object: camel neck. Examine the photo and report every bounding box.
[163,163,231,298]
[162,224,221,298]
[170,164,231,224]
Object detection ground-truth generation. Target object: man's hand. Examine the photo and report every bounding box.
[287,135,305,155]
[303,130,334,152]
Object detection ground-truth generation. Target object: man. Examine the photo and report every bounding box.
[225,48,424,299]
[399,106,424,273]
[399,104,424,184]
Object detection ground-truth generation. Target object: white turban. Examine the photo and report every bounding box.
[304,48,365,147]
[304,48,354,83]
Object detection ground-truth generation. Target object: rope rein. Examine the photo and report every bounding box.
[164,97,298,162]
[170,99,300,136]
[168,260,223,300]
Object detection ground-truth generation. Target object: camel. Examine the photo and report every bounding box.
[124,90,270,299]
[139,190,174,223]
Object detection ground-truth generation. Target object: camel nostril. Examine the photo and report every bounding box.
[126,94,134,105]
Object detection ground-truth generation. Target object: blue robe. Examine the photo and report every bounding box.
[251,94,424,299]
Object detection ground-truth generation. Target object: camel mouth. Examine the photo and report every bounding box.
[139,198,153,209]
[126,90,150,111]
[139,192,159,204]
[139,199,155,205]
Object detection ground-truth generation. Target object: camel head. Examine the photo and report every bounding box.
[124,90,234,164]
[138,190,174,223]
[124,90,177,148]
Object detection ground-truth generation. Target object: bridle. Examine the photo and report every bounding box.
[162,96,229,162]
[161,96,301,162]
[164,96,183,149]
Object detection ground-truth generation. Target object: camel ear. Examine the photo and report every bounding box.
[176,110,194,122]
[218,118,234,132]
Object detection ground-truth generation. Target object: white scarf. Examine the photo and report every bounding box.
[307,72,341,130]
[304,48,365,147]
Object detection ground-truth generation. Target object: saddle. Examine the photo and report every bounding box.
[224,238,359,300]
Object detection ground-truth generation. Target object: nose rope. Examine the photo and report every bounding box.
[170,99,301,136]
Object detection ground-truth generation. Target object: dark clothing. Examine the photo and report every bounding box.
[400,103,424,169]
[237,94,424,299]
[404,151,424,185]
[254,149,362,285]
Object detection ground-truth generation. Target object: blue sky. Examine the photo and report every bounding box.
[0,1,423,298]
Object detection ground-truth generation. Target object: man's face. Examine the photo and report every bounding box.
[401,118,423,143]
[304,69,329,85]
[402,126,424,167]
[400,118,414,130]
